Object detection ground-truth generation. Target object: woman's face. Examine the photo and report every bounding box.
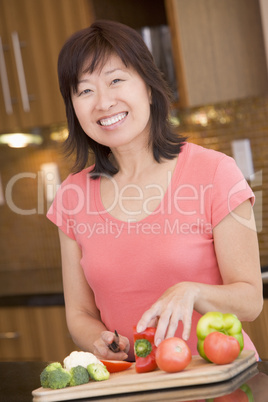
[71,53,152,151]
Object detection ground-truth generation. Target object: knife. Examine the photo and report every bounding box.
[108,330,120,353]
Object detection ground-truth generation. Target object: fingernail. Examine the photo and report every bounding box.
[155,338,161,347]
[136,324,144,333]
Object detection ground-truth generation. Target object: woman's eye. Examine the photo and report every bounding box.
[111,78,122,85]
[79,89,92,96]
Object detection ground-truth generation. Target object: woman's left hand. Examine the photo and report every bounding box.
[136,282,200,347]
[93,330,130,360]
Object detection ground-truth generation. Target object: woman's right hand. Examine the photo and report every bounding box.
[93,330,130,360]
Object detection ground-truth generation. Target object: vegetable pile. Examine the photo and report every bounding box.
[133,311,244,375]
[41,312,245,389]
[196,312,244,364]
[40,351,109,389]
[133,327,192,374]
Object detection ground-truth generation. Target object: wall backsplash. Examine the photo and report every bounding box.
[175,94,268,268]
[0,94,267,296]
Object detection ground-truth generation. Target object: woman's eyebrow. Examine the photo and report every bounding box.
[104,68,128,76]
[77,68,129,84]
[77,78,90,84]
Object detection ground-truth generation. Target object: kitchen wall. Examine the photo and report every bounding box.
[0,93,267,297]
[0,129,69,296]
[175,94,268,268]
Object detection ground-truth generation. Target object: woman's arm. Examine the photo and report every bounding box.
[198,199,263,318]
[136,200,263,345]
[58,229,129,359]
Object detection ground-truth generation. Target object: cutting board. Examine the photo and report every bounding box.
[32,350,256,402]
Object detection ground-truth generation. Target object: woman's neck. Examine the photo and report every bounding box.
[110,145,157,180]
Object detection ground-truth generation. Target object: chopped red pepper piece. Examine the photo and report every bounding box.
[133,326,157,373]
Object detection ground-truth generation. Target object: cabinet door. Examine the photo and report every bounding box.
[0,306,77,362]
[166,0,268,107]
[0,307,41,361]
[242,299,268,360]
[0,5,21,132]
[33,306,78,362]
[0,0,94,133]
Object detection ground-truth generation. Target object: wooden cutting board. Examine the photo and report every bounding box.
[32,350,256,402]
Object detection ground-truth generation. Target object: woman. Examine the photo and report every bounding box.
[47,20,263,362]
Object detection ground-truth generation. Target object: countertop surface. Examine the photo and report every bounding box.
[1,284,268,308]
[0,268,267,307]
[0,360,267,402]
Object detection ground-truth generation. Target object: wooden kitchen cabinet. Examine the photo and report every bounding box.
[0,0,94,134]
[242,299,268,361]
[0,306,77,362]
[1,0,267,132]
[165,0,268,107]
[0,306,40,361]
[91,0,268,107]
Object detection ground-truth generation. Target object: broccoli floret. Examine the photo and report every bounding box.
[40,362,62,388]
[69,365,90,386]
[47,367,71,389]
[87,363,110,381]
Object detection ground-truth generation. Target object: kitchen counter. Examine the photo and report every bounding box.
[0,266,267,308]
[0,360,267,402]
[0,293,65,307]
[1,278,267,309]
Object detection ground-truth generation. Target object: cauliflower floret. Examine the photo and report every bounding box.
[63,351,104,371]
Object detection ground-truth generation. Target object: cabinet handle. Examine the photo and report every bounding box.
[11,31,30,112]
[0,36,13,114]
[0,331,20,339]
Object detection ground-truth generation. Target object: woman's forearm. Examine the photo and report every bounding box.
[66,310,107,353]
[193,281,263,322]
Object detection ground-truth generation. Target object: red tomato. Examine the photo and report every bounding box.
[204,332,240,365]
[100,360,132,373]
[155,337,192,373]
[213,387,249,401]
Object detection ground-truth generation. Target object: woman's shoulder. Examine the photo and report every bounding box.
[61,165,96,186]
[180,142,240,183]
[184,142,235,169]
[185,142,229,161]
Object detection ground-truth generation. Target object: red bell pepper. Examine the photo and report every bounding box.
[133,326,157,373]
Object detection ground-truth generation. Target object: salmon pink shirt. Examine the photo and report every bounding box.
[47,142,258,361]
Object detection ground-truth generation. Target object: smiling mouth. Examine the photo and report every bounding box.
[98,112,128,127]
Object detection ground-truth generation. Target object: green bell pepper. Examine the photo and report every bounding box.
[196,312,244,361]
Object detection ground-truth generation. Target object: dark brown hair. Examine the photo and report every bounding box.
[58,19,186,177]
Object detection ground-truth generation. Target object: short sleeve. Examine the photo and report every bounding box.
[211,155,255,228]
[46,175,84,240]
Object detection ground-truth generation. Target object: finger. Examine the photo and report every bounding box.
[182,309,193,341]
[93,341,128,361]
[181,297,194,341]
[106,350,129,361]
[101,330,116,347]
[103,331,130,355]
[154,309,172,346]
[136,304,160,333]
[93,343,109,359]
[101,330,112,341]
[165,310,182,339]
[119,337,130,354]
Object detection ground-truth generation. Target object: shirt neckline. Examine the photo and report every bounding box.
[93,142,189,226]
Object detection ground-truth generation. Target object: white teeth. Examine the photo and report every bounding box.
[99,112,127,126]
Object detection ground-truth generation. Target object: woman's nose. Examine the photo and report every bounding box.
[95,88,116,111]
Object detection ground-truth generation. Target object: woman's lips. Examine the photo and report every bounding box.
[98,112,128,127]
